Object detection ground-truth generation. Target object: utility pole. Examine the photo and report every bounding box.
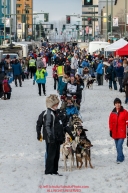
[84,18,85,42]
[111,0,113,36]
[106,0,108,41]
[76,21,80,41]
[10,0,12,43]
[33,17,36,41]
[125,0,127,36]
[94,7,95,38]
[4,0,6,41]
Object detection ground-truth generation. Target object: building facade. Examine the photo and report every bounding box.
[0,0,10,35]
[82,0,99,37]
[101,0,128,40]
[16,0,33,39]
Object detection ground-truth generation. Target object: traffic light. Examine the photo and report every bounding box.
[22,14,26,23]
[63,25,66,30]
[76,25,79,30]
[44,13,49,22]
[66,16,71,24]
[51,24,53,30]
[88,17,92,25]
[84,0,93,5]
[108,14,111,32]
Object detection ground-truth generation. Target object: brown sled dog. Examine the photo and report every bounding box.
[76,137,93,169]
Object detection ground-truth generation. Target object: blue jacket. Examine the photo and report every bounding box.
[96,63,103,75]
[115,66,124,78]
[66,106,79,116]
[82,60,89,68]
[58,78,67,95]
[12,63,22,76]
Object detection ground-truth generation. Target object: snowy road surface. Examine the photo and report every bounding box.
[0,67,128,193]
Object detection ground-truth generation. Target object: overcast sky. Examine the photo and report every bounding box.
[33,0,82,23]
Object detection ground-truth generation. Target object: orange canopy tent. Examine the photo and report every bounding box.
[116,44,128,56]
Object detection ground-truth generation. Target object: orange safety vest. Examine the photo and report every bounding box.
[57,66,64,77]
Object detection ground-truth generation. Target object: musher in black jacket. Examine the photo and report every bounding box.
[36,94,74,175]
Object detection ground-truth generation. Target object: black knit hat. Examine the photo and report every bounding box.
[114,98,122,105]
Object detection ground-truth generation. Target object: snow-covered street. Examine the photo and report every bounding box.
[0,66,128,193]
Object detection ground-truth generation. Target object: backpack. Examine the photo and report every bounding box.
[3,82,11,93]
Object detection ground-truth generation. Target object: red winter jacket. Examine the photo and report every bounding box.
[109,107,128,139]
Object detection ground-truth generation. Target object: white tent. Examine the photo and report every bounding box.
[104,38,128,51]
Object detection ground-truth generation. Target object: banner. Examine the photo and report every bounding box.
[2,18,10,27]
[85,26,89,34]
[17,23,22,30]
[89,27,92,34]
[113,17,118,27]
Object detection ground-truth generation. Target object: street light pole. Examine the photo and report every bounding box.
[111,0,113,36]
[106,0,108,41]
[125,0,127,36]
[84,18,85,42]
[4,0,6,41]
[94,7,95,38]
[10,0,12,43]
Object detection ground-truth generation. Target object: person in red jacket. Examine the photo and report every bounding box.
[109,98,128,164]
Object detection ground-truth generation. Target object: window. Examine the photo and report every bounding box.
[17,10,20,14]
[26,10,29,14]
[17,16,21,20]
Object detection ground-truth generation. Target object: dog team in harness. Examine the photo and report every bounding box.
[36,84,93,175]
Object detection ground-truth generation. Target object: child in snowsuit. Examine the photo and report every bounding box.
[2,76,12,100]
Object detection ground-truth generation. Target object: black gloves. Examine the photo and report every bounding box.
[110,131,112,138]
[37,133,43,141]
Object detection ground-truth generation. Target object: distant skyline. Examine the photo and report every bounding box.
[33,0,82,23]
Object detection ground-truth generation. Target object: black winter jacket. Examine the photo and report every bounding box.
[36,108,74,144]
[64,65,71,75]
[63,81,82,99]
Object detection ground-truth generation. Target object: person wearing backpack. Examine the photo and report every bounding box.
[106,63,117,90]
[12,59,22,87]
[2,76,12,100]
[36,94,74,175]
